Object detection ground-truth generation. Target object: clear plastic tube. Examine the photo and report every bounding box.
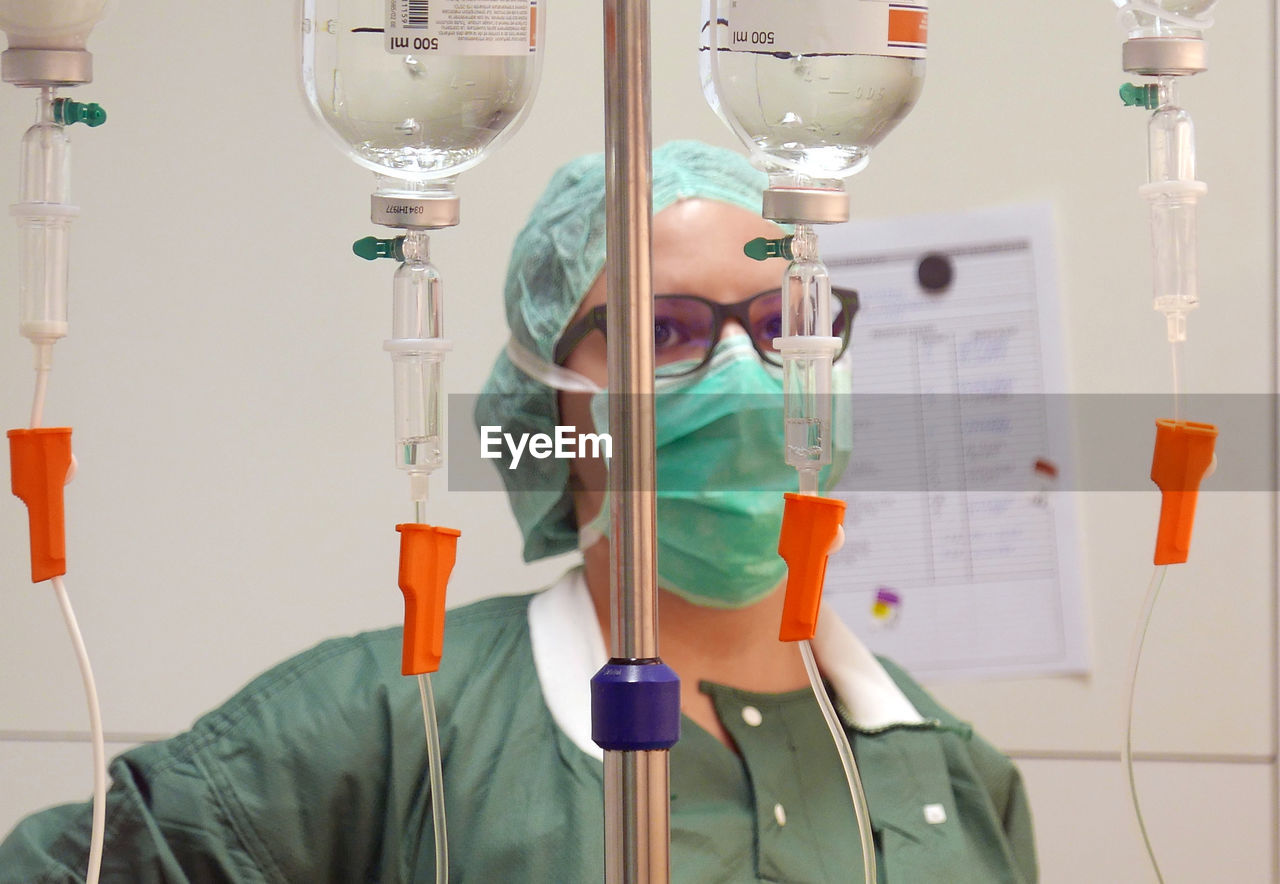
[417,672,449,884]
[779,226,838,490]
[783,227,830,338]
[20,89,68,201]
[1122,566,1169,884]
[796,469,820,496]
[799,639,875,884]
[1144,79,1203,344]
[411,497,447,881]
[387,230,448,501]
[16,88,75,346]
[51,576,106,884]
[30,364,49,427]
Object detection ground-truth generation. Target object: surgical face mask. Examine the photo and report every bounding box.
[507,334,853,609]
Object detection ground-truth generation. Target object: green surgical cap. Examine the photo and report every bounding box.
[474,140,767,562]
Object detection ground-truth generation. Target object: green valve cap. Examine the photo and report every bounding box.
[1119,83,1159,110]
[352,235,405,261]
[744,236,794,262]
[53,99,106,127]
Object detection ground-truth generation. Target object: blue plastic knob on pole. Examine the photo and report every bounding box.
[591,660,681,751]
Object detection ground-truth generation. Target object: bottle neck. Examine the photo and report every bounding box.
[401,229,431,264]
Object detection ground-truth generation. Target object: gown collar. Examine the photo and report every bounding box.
[528,567,925,763]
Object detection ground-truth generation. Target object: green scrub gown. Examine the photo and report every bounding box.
[0,591,1036,883]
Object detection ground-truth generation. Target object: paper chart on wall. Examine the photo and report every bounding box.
[821,203,1089,681]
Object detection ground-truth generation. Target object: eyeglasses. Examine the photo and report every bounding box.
[553,287,859,378]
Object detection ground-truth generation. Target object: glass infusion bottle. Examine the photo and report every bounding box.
[700,0,926,191]
[299,0,543,190]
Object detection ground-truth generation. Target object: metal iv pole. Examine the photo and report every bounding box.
[595,0,678,882]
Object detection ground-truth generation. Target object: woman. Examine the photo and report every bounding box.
[0,142,1036,883]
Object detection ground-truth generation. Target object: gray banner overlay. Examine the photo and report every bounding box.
[449,394,1276,493]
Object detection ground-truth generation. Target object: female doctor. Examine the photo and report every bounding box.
[0,141,1036,883]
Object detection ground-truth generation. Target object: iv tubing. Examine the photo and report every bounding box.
[1121,565,1169,884]
[799,639,876,884]
[51,575,106,884]
[411,497,448,883]
[1118,341,1181,884]
[1119,302,1182,884]
[30,362,48,428]
[1168,339,1183,422]
[797,470,819,496]
[18,92,106,878]
[1123,306,1181,860]
[1121,138,1187,884]
[29,368,106,884]
[417,673,449,884]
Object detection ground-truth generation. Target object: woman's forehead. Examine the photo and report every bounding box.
[650,202,783,295]
[652,198,778,240]
[574,199,783,313]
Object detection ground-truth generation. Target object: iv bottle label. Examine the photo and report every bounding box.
[385,0,538,55]
[718,0,926,59]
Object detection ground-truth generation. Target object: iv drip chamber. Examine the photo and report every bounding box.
[1145,95,1202,331]
[700,0,925,193]
[14,92,76,344]
[777,226,838,485]
[385,231,449,494]
[782,227,831,339]
[299,0,544,184]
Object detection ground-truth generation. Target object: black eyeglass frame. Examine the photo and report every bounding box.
[552,287,860,377]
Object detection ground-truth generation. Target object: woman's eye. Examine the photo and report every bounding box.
[654,318,684,349]
[756,313,783,345]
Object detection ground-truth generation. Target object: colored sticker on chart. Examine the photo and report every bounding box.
[870,587,902,626]
[715,0,927,60]
[1033,458,1059,480]
[1031,458,1059,507]
[385,0,537,55]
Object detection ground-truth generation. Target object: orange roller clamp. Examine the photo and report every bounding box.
[8,427,73,583]
[778,493,847,642]
[1149,419,1217,566]
[396,523,461,676]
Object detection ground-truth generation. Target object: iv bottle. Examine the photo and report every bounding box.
[700,0,926,191]
[1117,0,1216,39]
[0,0,109,50]
[299,0,543,186]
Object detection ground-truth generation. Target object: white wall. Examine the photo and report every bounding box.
[0,2,1274,881]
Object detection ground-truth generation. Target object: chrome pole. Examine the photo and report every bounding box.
[602,0,668,880]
